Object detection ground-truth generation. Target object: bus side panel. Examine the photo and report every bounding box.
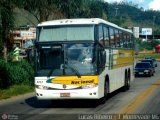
[98,49,134,94]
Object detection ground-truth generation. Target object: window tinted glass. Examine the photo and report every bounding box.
[38,25,95,41]
[136,63,151,68]
[109,28,115,47]
[98,25,104,46]
[104,26,109,47]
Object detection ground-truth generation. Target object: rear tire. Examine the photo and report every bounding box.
[123,72,130,91]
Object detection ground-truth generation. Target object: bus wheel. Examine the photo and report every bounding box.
[123,73,130,91]
[100,81,109,104]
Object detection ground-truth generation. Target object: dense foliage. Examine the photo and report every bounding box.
[0,59,34,89]
[135,38,160,51]
[0,0,16,60]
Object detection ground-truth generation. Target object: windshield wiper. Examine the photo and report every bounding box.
[47,68,55,78]
[47,63,81,78]
[63,63,81,78]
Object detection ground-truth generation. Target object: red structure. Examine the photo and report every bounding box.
[155,45,160,53]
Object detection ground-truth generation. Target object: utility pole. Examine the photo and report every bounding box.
[153,16,156,39]
[115,8,118,16]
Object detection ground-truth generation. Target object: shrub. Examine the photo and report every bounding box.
[8,60,34,85]
[0,59,34,89]
[0,59,10,88]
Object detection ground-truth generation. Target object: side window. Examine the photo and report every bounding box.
[98,25,104,46]
[119,31,123,48]
[104,26,109,47]
[130,35,134,49]
[109,28,115,48]
[126,33,130,49]
[127,34,131,49]
[120,32,132,49]
[114,29,120,47]
[123,33,127,48]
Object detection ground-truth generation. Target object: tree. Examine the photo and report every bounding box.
[55,0,82,18]
[149,39,160,49]
[22,0,59,22]
[17,0,50,22]
[88,0,103,18]
[0,0,15,61]
[22,0,108,21]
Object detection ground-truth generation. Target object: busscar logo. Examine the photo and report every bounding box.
[63,84,67,89]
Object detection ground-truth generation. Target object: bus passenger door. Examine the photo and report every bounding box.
[98,47,106,73]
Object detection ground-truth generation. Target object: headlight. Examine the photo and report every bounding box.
[36,85,49,90]
[82,83,97,89]
[144,70,149,72]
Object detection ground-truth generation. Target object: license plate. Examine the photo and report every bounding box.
[139,72,144,75]
[60,93,70,97]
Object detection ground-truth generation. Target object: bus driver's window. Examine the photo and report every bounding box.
[98,25,104,46]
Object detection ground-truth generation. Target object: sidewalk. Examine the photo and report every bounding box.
[0,92,35,105]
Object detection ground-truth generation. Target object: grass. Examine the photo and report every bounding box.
[0,85,34,100]
[135,53,160,60]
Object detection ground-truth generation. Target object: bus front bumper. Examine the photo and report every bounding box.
[35,87,101,100]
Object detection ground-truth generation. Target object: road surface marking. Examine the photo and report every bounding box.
[112,80,160,120]
[120,80,160,114]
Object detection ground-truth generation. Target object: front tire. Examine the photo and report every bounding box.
[99,81,109,104]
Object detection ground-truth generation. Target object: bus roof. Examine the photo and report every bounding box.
[37,18,132,33]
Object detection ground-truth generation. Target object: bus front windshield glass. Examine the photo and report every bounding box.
[38,25,94,41]
[36,43,97,76]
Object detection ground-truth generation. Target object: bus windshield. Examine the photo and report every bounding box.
[36,43,97,76]
[37,25,95,42]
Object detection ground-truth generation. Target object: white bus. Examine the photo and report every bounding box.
[35,18,134,103]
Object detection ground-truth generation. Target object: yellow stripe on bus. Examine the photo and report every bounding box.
[48,76,99,86]
[112,50,134,69]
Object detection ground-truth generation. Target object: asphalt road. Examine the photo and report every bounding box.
[0,63,160,120]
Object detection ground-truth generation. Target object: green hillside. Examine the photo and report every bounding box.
[13,8,38,27]
[108,2,160,34]
[9,1,160,35]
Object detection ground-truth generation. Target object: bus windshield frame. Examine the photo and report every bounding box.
[35,43,97,77]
